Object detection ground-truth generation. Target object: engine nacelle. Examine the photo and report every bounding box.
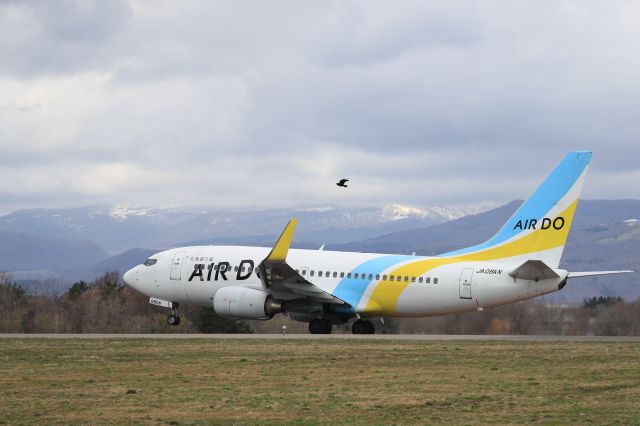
[213,287,283,320]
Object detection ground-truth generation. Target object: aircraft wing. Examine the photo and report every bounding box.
[257,219,347,305]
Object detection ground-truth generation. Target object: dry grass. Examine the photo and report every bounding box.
[0,338,639,424]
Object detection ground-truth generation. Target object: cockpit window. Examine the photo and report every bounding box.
[144,258,157,266]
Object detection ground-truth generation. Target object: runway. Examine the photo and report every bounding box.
[1,333,638,341]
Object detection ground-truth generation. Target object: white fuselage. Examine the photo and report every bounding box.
[125,245,567,318]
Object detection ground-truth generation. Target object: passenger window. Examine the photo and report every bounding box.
[376,274,380,280]
[354,273,359,279]
[418,277,423,283]
[362,274,366,280]
[426,277,430,283]
[411,277,416,283]
[318,271,323,277]
[295,269,299,273]
[324,271,329,277]
[301,270,306,276]
[390,275,394,282]
[340,272,345,278]
[434,278,438,284]
[368,274,373,280]
[333,272,337,278]
[404,276,408,282]
[310,271,315,277]
[383,275,387,281]
[347,273,352,278]
[234,266,238,272]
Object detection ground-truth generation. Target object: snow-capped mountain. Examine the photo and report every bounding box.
[0,203,489,253]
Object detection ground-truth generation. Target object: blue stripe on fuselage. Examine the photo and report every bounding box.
[331,255,413,312]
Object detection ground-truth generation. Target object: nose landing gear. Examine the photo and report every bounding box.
[148,297,181,326]
[167,304,181,326]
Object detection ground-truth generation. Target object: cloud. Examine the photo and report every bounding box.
[0,0,132,76]
[0,0,639,214]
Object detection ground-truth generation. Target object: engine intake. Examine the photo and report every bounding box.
[213,287,283,320]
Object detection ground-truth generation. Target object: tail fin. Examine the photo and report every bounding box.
[444,151,592,267]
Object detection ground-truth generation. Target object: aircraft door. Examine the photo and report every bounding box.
[459,268,473,299]
[170,251,186,280]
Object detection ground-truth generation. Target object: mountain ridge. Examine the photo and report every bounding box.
[0,203,485,252]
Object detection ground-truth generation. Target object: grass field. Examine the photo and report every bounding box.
[1,338,639,425]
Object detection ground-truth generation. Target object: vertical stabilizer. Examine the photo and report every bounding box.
[443,151,592,267]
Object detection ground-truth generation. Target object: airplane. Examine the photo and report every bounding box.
[123,151,632,334]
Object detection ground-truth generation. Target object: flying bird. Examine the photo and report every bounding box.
[336,179,349,188]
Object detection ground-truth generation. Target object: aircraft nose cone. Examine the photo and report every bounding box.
[123,266,138,288]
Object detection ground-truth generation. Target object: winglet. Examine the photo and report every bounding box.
[265,218,297,262]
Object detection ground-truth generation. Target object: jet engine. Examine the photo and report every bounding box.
[213,287,283,320]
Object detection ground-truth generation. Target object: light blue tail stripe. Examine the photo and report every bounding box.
[442,151,591,257]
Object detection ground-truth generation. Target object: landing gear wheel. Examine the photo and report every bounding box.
[309,318,332,334]
[364,320,374,334]
[352,319,375,334]
[167,303,180,326]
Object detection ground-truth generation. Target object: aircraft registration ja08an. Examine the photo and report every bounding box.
[123,151,632,334]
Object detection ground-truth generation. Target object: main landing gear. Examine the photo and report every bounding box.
[167,304,181,326]
[308,318,332,334]
[308,318,375,334]
[352,319,375,334]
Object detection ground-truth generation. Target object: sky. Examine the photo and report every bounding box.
[1,1,640,214]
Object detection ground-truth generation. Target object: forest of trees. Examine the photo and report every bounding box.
[1,271,639,335]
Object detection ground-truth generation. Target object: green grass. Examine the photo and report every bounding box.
[0,339,639,424]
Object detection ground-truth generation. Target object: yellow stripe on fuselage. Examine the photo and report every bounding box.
[364,199,578,315]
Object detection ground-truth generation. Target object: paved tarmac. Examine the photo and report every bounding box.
[0,334,638,342]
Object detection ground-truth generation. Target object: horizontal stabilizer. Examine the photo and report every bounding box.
[568,270,634,278]
[509,260,560,281]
